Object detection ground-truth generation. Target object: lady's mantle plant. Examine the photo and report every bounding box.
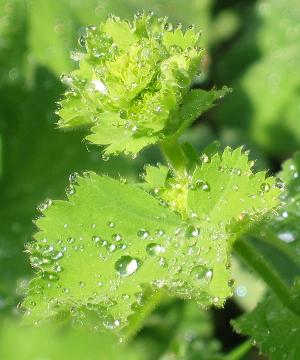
[21,12,300,357]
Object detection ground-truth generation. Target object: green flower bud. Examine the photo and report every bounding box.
[57,12,220,157]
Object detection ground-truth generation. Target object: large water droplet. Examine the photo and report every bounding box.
[115,256,142,277]
[190,266,213,285]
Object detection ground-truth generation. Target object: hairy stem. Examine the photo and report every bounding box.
[234,237,300,316]
[160,138,188,175]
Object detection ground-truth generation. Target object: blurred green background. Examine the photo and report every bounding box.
[0,0,299,358]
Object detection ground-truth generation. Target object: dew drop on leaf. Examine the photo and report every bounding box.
[186,225,201,238]
[66,185,75,196]
[137,229,150,239]
[69,172,79,184]
[107,221,115,228]
[78,35,86,47]
[112,233,122,241]
[114,256,142,277]
[146,243,164,256]
[190,266,213,285]
[195,180,210,192]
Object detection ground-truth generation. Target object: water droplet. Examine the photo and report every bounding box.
[69,172,79,184]
[70,51,84,62]
[36,199,53,212]
[92,79,107,94]
[236,285,247,297]
[79,281,85,288]
[107,221,115,228]
[282,211,288,218]
[103,316,121,330]
[275,177,284,189]
[190,266,213,284]
[109,244,117,252]
[186,226,201,238]
[260,182,270,192]
[137,229,150,239]
[200,153,209,163]
[112,233,122,242]
[278,231,295,243]
[195,180,210,192]
[66,185,75,196]
[42,272,59,282]
[115,256,142,277]
[146,243,165,256]
[53,264,63,272]
[159,257,168,267]
[78,35,86,47]
[164,23,173,31]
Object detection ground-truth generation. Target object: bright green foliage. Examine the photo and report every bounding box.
[57,12,223,156]
[232,152,300,358]
[233,295,300,360]
[0,320,140,360]
[23,148,280,333]
[216,0,300,156]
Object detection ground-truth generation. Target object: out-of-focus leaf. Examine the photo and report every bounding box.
[0,319,140,360]
[233,152,300,358]
[215,0,300,156]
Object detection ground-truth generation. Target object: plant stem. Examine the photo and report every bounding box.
[234,237,300,316]
[223,339,252,360]
[160,137,187,175]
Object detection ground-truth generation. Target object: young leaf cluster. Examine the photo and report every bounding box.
[57,12,225,157]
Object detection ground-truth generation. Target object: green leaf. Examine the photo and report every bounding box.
[23,173,181,329]
[160,147,280,302]
[174,88,230,137]
[233,294,300,360]
[22,147,280,333]
[0,319,140,360]
[144,164,169,189]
